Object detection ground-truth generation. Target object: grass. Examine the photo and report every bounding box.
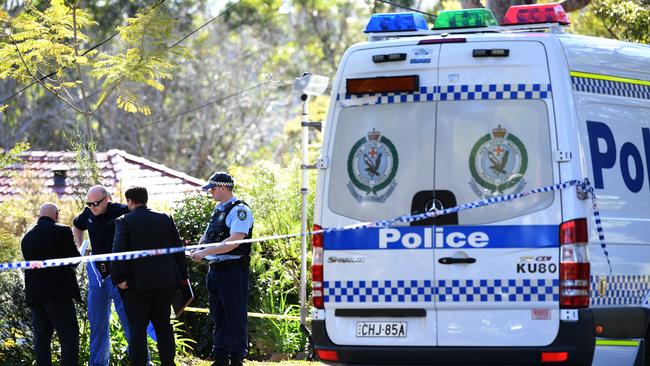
[177,356,325,366]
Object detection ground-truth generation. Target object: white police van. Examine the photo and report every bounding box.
[309,4,650,365]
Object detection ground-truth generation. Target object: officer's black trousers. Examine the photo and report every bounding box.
[207,263,250,362]
[30,298,79,366]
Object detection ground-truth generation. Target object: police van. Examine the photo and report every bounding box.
[309,4,650,365]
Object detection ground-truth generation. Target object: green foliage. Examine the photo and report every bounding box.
[69,129,102,197]
[0,0,97,84]
[593,0,650,44]
[172,154,316,358]
[172,193,216,358]
[0,0,183,115]
[91,3,180,115]
[568,4,612,39]
[0,233,20,263]
[0,141,29,169]
[0,271,32,365]
[235,155,316,358]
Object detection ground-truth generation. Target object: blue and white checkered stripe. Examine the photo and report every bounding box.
[337,83,552,105]
[438,84,552,101]
[572,76,650,100]
[324,279,559,303]
[590,275,650,306]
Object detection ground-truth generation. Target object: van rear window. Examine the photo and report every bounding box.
[328,102,436,222]
[435,99,554,224]
[327,99,553,224]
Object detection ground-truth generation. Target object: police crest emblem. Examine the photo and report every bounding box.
[237,209,247,221]
[469,125,528,198]
[347,129,399,202]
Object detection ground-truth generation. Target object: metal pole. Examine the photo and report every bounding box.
[299,93,309,326]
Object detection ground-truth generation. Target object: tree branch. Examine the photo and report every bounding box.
[560,0,591,12]
[600,17,620,40]
[8,33,83,113]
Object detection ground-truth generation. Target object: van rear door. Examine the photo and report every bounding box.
[322,43,441,347]
[433,40,562,346]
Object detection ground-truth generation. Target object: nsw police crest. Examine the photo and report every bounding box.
[347,129,399,203]
[469,125,528,198]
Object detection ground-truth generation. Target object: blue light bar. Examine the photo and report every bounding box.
[364,12,429,33]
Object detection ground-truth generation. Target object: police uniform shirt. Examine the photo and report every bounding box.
[73,203,129,276]
[205,196,254,263]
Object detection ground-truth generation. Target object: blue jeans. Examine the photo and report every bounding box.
[87,262,156,366]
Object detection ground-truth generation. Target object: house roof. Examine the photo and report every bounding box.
[0,149,204,203]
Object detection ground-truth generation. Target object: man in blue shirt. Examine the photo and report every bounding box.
[73,185,130,366]
[73,185,154,365]
[189,172,254,366]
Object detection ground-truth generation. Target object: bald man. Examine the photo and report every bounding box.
[22,203,81,365]
[72,185,135,366]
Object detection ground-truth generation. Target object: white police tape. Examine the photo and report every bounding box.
[0,178,611,274]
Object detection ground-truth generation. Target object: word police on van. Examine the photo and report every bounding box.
[309,4,650,366]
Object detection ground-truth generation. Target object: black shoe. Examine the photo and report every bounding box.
[230,358,243,366]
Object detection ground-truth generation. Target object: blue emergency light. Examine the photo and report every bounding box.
[364,12,429,33]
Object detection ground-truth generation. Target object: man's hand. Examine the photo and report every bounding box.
[117,281,128,290]
[28,261,44,269]
[189,249,208,262]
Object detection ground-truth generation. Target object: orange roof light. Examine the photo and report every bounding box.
[501,3,570,26]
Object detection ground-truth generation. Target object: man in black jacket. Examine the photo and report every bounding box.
[111,186,189,366]
[21,202,80,366]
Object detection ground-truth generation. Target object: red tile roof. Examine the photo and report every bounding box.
[0,149,204,203]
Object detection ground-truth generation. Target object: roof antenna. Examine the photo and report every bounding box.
[374,0,437,18]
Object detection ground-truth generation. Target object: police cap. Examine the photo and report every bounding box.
[202,171,234,190]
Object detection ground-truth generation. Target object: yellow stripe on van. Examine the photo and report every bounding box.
[595,339,640,347]
[570,71,650,87]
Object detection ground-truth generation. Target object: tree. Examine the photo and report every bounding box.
[592,0,650,44]
[0,0,185,189]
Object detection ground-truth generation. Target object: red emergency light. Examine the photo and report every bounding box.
[346,75,419,95]
[501,3,570,26]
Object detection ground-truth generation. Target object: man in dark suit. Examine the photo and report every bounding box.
[111,186,189,366]
[21,202,81,366]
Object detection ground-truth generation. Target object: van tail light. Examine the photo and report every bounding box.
[316,349,339,362]
[541,351,569,363]
[311,224,324,309]
[559,218,590,308]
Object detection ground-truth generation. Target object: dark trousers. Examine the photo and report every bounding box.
[30,298,79,366]
[120,288,176,366]
[207,263,249,362]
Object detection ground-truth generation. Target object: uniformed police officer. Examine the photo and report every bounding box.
[189,172,254,366]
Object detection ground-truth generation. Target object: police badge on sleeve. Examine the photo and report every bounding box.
[347,129,399,203]
[237,209,247,221]
[469,125,528,198]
